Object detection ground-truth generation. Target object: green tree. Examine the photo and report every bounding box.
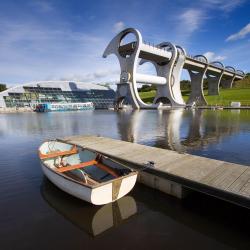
[138,84,156,92]
[0,83,7,92]
[180,80,191,90]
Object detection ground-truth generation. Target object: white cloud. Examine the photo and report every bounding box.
[219,43,250,72]
[0,18,121,85]
[226,23,250,41]
[113,21,125,33]
[203,51,227,62]
[174,8,207,43]
[59,69,120,83]
[202,0,244,12]
[174,1,245,43]
[179,9,205,34]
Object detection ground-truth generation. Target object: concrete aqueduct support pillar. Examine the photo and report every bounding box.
[103,28,186,109]
[220,66,236,89]
[206,61,224,96]
[187,55,208,106]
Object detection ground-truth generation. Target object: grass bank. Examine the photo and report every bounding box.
[139,88,250,106]
[139,74,250,106]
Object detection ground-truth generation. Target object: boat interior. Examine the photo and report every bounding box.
[39,141,132,186]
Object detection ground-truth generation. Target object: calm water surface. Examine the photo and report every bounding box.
[0,109,250,250]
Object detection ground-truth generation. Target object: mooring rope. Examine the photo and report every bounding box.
[138,161,156,172]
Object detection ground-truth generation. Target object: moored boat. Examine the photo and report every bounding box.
[38,140,138,205]
[34,102,94,112]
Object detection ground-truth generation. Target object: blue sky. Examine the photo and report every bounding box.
[0,0,249,85]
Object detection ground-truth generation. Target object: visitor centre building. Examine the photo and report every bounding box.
[0,81,115,109]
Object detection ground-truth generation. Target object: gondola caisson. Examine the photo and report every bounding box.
[38,140,138,205]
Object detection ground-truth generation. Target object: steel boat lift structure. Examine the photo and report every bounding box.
[103,28,245,109]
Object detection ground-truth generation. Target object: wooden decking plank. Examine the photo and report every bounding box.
[120,152,174,167]
[228,168,250,195]
[111,139,206,168]
[115,145,187,168]
[70,138,133,155]
[157,154,195,171]
[200,164,228,184]
[240,181,250,197]
[82,142,122,153]
[59,135,250,207]
[65,138,105,148]
[166,155,224,182]
[201,163,247,190]
[101,143,146,156]
[63,135,101,143]
[118,147,160,159]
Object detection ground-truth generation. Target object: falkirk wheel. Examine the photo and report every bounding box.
[103,28,245,109]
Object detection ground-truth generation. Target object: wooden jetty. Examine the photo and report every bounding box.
[59,135,250,209]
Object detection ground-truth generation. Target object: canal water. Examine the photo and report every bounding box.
[0,109,249,250]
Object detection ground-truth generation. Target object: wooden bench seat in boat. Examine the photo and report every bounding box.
[39,145,78,160]
[57,160,119,177]
[57,160,97,173]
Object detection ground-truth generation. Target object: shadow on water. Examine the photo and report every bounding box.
[40,177,250,250]
[40,177,138,237]
[132,184,250,250]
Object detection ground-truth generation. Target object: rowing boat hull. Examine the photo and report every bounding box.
[41,163,137,205]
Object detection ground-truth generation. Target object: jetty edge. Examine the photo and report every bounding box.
[58,135,250,209]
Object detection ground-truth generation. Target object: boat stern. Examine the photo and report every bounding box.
[90,173,138,205]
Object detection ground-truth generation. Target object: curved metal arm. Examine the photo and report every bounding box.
[236,70,245,76]
[211,61,224,68]
[103,28,142,58]
[176,45,187,56]
[225,66,236,72]
[158,42,177,61]
[194,54,208,63]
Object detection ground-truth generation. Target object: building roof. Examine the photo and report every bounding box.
[0,81,111,107]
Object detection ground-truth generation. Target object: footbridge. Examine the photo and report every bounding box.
[103,28,245,109]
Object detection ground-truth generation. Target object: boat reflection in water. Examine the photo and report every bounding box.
[41,178,137,236]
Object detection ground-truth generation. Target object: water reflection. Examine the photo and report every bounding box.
[41,178,137,237]
[0,110,250,249]
[116,109,244,153]
[0,109,249,164]
[0,111,119,139]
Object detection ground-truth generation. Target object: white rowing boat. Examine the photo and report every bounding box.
[38,140,138,205]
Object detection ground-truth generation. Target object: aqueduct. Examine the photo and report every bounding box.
[103,28,245,109]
